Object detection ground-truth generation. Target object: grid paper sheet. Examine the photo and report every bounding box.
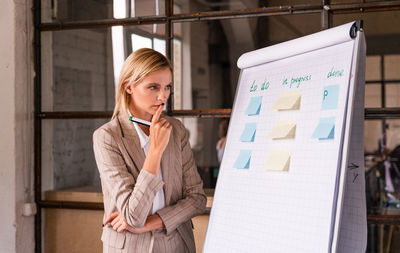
[335,33,367,253]
[203,32,366,253]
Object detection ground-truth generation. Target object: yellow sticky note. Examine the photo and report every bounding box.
[268,120,296,140]
[272,91,301,111]
[263,150,291,171]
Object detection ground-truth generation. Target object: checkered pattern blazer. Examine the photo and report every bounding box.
[93,113,207,253]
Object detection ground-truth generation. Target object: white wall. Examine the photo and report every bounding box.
[0,0,35,252]
[0,0,17,250]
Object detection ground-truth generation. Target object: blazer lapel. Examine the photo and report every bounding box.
[118,115,146,175]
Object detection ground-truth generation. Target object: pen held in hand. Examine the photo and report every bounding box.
[129,116,152,126]
[128,103,165,127]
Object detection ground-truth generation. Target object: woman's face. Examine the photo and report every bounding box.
[126,67,172,121]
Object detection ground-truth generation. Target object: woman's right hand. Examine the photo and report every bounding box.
[149,104,172,155]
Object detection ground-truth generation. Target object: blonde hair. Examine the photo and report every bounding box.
[112,48,172,119]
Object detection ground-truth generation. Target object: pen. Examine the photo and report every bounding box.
[129,116,151,126]
[128,103,165,127]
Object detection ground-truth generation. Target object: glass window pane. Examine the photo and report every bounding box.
[386,119,400,151]
[41,117,222,193]
[174,22,182,37]
[41,28,115,112]
[364,120,382,154]
[41,0,113,22]
[41,119,108,193]
[41,0,164,23]
[131,33,152,51]
[173,13,321,110]
[124,25,166,85]
[132,0,165,17]
[267,14,321,44]
[173,39,183,109]
[365,84,381,108]
[153,38,166,56]
[180,117,228,189]
[174,0,320,14]
[385,55,400,80]
[41,25,165,112]
[366,55,381,81]
[333,11,400,55]
[385,84,400,108]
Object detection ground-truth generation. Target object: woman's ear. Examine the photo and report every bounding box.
[124,81,133,95]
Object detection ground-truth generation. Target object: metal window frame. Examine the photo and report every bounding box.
[33,1,400,252]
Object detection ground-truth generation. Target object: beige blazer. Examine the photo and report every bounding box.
[93,113,207,253]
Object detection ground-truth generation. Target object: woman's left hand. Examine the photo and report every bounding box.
[104,211,147,234]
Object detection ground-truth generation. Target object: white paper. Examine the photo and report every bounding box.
[237,22,356,69]
[334,32,367,253]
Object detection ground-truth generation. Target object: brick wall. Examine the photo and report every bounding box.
[51,28,113,189]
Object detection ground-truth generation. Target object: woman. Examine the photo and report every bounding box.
[93,48,207,253]
[216,119,229,164]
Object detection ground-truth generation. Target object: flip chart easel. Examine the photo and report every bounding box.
[203,21,367,253]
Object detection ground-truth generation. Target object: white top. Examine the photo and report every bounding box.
[216,144,224,164]
[132,120,166,214]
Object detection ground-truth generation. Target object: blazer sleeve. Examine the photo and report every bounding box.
[156,120,207,235]
[93,128,164,228]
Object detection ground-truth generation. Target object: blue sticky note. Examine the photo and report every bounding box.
[245,96,262,116]
[240,123,257,142]
[234,150,252,169]
[321,85,340,110]
[312,117,335,140]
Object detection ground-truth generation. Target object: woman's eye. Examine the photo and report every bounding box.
[166,85,172,90]
[149,86,158,90]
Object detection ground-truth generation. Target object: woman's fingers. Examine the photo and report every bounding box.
[151,104,163,124]
[104,211,119,226]
[113,215,127,231]
[148,111,172,156]
[156,118,166,126]
[158,118,171,127]
[104,212,132,233]
[152,118,170,133]
[117,223,127,233]
[110,215,120,227]
[159,119,170,128]
[112,218,123,231]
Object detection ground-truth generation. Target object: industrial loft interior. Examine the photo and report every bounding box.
[1,0,400,252]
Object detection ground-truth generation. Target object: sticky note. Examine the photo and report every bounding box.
[263,150,291,171]
[268,120,296,140]
[234,150,252,169]
[311,117,335,140]
[245,96,262,116]
[272,90,301,111]
[322,85,340,110]
[240,123,257,142]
